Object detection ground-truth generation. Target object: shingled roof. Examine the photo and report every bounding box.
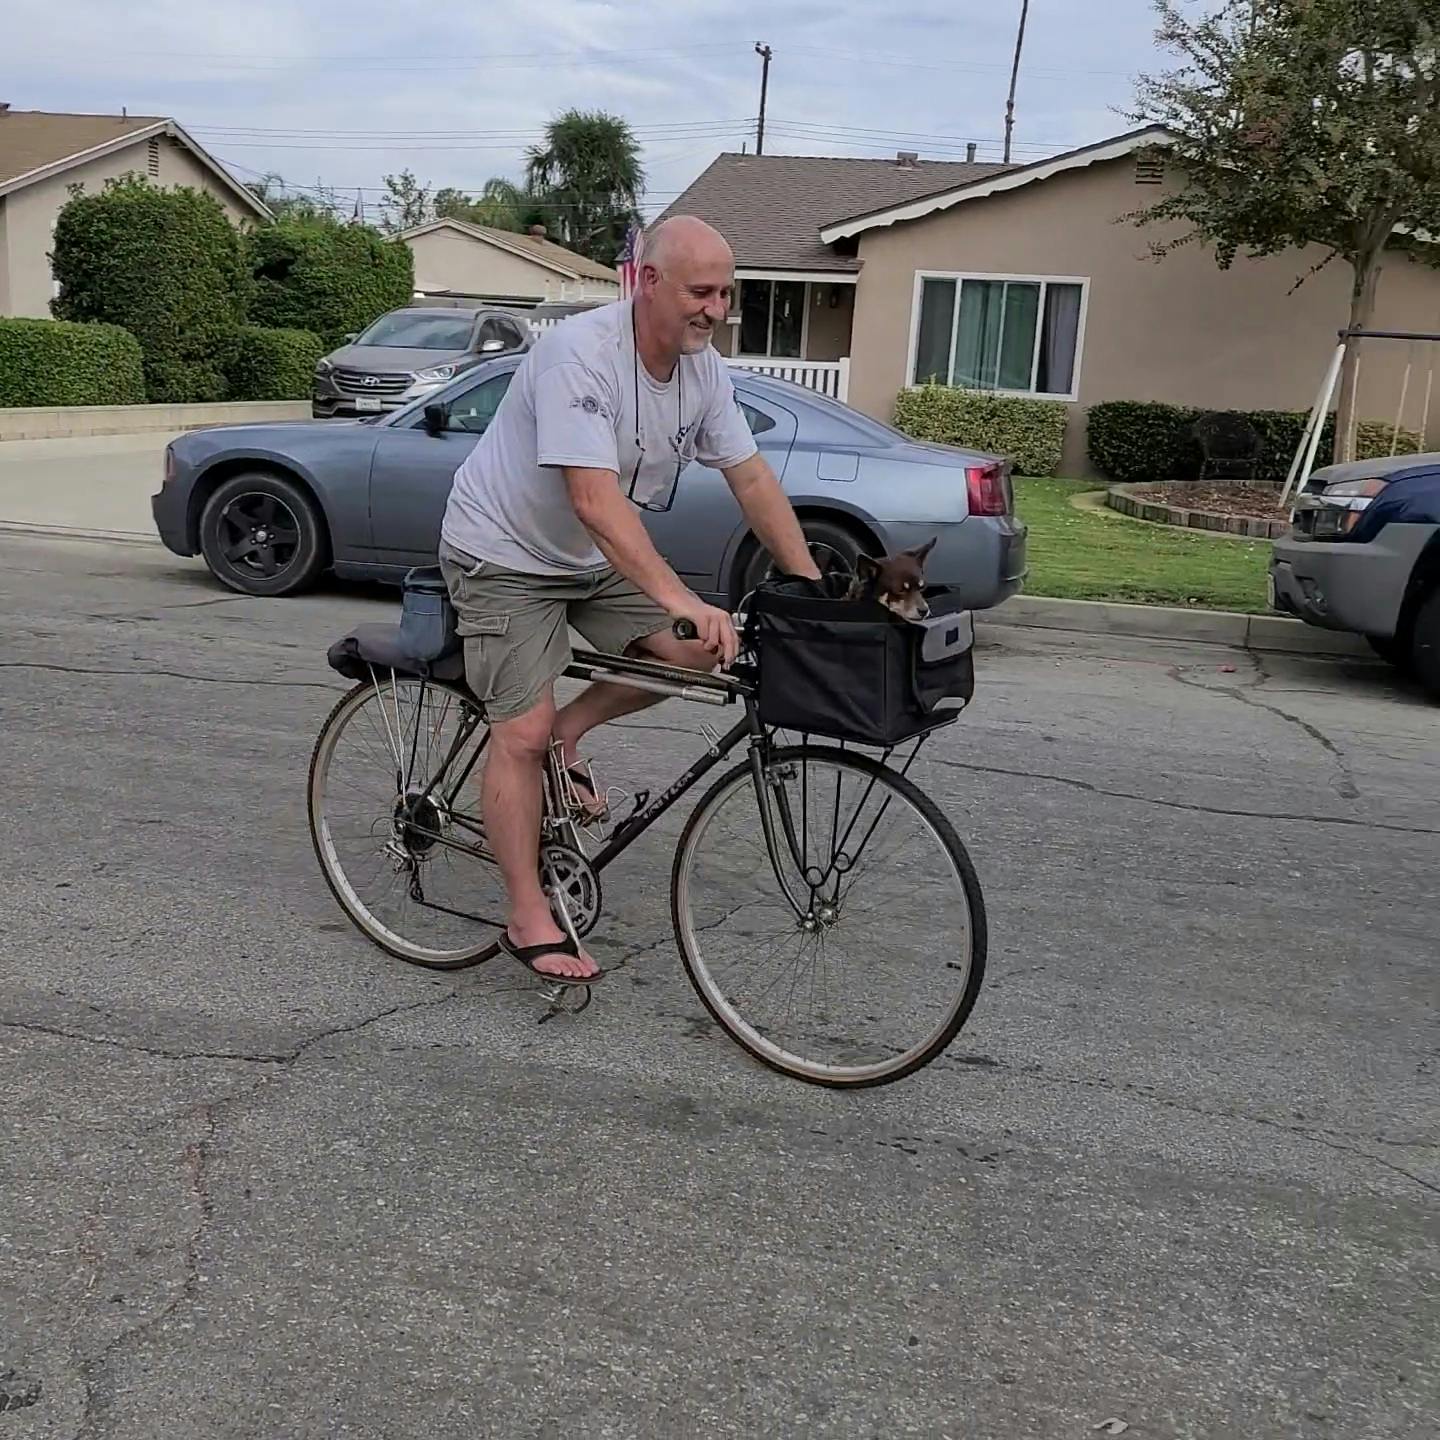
[655,151,1014,272]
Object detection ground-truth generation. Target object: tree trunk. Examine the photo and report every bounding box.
[1334,253,1382,464]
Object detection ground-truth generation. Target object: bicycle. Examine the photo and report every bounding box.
[306,574,987,1089]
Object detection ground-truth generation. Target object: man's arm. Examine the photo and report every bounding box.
[722,451,822,579]
[564,466,739,662]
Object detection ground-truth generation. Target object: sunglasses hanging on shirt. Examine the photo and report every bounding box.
[626,306,690,513]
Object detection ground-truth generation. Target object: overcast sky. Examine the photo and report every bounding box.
[5,0,1173,221]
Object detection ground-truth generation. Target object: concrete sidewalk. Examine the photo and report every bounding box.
[0,430,1370,658]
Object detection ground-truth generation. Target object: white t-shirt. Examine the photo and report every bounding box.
[440,299,759,576]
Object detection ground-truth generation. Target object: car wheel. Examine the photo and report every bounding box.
[198,471,328,598]
[1409,588,1440,700]
[735,517,872,605]
[1367,631,1414,673]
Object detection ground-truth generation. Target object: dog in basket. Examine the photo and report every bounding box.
[844,537,937,622]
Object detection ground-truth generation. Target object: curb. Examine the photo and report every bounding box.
[981,594,1372,658]
[0,400,310,443]
[0,515,1373,659]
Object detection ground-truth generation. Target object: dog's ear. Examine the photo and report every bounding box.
[854,553,880,581]
[908,536,938,563]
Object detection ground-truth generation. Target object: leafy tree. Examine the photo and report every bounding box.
[51,174,250,402]
[1127,0,1440,461]
[248,215,414,348]
[245,172,347,223]
[434,178,533,232]
[523,109,645,264]
[379,169,432,234]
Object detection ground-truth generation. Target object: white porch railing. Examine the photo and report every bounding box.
[728,357,850,403]
[524,322,851,405]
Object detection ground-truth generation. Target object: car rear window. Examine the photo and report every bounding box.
[356,314,475,349]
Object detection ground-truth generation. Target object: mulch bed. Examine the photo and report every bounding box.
[1124,483,1291,521]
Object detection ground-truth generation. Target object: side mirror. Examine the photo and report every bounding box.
[343,332,359,343]
[422,403,449,436]
[479,338,505,353]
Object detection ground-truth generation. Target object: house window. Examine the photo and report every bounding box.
[738,279,804,358]
[911,273,1086,399]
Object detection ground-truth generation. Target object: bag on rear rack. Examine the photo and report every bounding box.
[747,576,976,746]
[397,565,458,661]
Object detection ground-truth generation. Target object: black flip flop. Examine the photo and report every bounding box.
[498,931,605,987]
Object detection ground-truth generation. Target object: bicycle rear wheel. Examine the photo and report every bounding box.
[308,678,504,969]
[671,745,986,1087]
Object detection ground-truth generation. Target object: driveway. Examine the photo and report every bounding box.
[2,532,1436,1438]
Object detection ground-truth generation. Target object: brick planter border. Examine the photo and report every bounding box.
[1106,481,1290,540]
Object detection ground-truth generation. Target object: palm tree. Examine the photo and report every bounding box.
[523,109,645,264]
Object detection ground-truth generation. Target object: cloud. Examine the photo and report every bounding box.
[5,0,1167,215]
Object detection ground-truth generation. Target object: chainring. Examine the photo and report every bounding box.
[539,844,602,938]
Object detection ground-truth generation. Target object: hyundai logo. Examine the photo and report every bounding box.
[361,375,379,387]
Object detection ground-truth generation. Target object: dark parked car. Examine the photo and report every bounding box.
[152,354,1028,613]
[1271,452,1440,698]
[311,305,533,419]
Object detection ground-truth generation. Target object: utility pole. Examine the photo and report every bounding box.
[1003,0,1030,164]
[755,42,772,155]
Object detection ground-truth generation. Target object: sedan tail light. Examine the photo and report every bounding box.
[966,462,1012,516]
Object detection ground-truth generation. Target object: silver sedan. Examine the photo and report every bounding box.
[150,354,1028,610]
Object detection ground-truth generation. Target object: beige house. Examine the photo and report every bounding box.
[663,128,1440,473]
[0,106,272,318]
[401,217,620,307]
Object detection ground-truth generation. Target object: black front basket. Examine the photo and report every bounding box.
[747,577,976,747]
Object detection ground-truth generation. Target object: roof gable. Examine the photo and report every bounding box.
[400,217,619,284]
[0,108,272,219]
[819,126,1176,242]
[656,151,1014,273]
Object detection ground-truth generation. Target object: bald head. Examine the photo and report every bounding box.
[641,215,734,275]
[633,214,736,360]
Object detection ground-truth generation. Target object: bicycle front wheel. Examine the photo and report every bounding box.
[671,745,986,1087]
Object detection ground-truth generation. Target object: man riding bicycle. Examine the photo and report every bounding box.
[437,215,822,985]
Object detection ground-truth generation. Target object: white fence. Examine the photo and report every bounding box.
[525,317,850,404]
[727,357,849,404]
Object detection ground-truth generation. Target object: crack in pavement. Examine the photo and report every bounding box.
[1169,662,1362,802]
[922,756,1437,836]
[0,660,336,691]
[65,989,459,1436]
[932,1050,1440,1198]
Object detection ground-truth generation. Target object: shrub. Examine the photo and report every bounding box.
[247,215,414,349]
[1085,400,1424,483]
[893,384,1070,476]
[51,174,251,403]
[0,317,146,407]
[226,324,327,400]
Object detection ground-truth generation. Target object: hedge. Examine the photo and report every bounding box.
[1086,399,1423,484]
[226,324,327,401]
[893,384,1069,477]
[0,317,146,407]
[51,175,251,404]
[247,215,414,349]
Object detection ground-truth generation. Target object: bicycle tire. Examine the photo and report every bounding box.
[670,744,987,1088]
[308,679,502,971]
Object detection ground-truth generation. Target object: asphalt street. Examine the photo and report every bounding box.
[2,532,1436,1439]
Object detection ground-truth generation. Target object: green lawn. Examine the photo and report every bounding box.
[1013,478,1272,613]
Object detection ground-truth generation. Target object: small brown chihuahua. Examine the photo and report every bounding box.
[847,537,937,621]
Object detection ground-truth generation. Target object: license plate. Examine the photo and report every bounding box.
[356,396,383,412]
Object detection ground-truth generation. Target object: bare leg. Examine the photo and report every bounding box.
[552,631,718,769]
[482,688,597,980]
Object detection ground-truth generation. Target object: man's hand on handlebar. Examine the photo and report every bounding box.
[670,601,739,667]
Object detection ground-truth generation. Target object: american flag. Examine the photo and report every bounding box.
[617,221,643,299]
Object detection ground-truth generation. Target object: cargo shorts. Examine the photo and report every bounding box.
[437,538,672,722]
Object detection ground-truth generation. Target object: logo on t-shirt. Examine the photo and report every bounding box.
[572,394,611,419]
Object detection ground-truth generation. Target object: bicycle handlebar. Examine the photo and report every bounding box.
[672,618,700,641]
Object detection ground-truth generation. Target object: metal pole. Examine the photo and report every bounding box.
[1003,0,1030,164]
[1281,342,1347,507]
[755,43,772,156]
